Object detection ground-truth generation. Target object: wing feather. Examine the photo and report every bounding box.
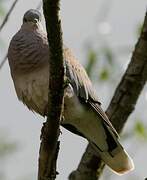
[64,47,118,137]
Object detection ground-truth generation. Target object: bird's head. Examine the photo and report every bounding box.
[23,9,41,24]
[22,9,44,31]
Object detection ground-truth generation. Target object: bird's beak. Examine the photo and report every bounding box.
[33,19,43,30]
[37,20,44,31]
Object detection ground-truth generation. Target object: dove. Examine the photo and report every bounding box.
[8,9,134,174]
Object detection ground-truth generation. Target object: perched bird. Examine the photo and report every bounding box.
[8,9,134,174]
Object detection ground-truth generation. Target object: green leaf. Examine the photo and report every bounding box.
[134,121,147,139]
[86,49,97,77]
[0,132,18,157]
[99,68,109,81]
[0,4,5,17]
[0,141,18,157]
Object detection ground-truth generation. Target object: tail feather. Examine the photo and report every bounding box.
[63,112,134,174]
[88,101,134,174]
[92,141,134,175]
[63,97,134,174]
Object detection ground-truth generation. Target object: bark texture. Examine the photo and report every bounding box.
[69,11,147,180]
[38,0,64,180]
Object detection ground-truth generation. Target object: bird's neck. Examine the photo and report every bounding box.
[21,22,40,32]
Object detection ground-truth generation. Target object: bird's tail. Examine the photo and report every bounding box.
[91,132,134,175]
[63,113,134,175]
[87,101,134,174]
[62,98,134,174]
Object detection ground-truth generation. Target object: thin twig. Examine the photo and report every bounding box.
[0,54,7,70]
[0,0,19,33]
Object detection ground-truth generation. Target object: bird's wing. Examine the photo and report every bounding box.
[64,47,99,102]
[64,47,119,137]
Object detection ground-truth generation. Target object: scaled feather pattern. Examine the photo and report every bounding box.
[8,9,134,174]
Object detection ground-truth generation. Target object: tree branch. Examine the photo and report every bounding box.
[0,0,19,33]
[0,54,7,70]
[69,10,147,180]
[38,0,64,180]
[0,0,19,70]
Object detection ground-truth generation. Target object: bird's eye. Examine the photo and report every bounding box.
[33,19,38,23]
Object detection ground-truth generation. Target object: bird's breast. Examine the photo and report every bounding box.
[13,66,49,116]
[8,29,49,74]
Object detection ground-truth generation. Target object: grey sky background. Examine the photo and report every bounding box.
[0,0,147,180]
